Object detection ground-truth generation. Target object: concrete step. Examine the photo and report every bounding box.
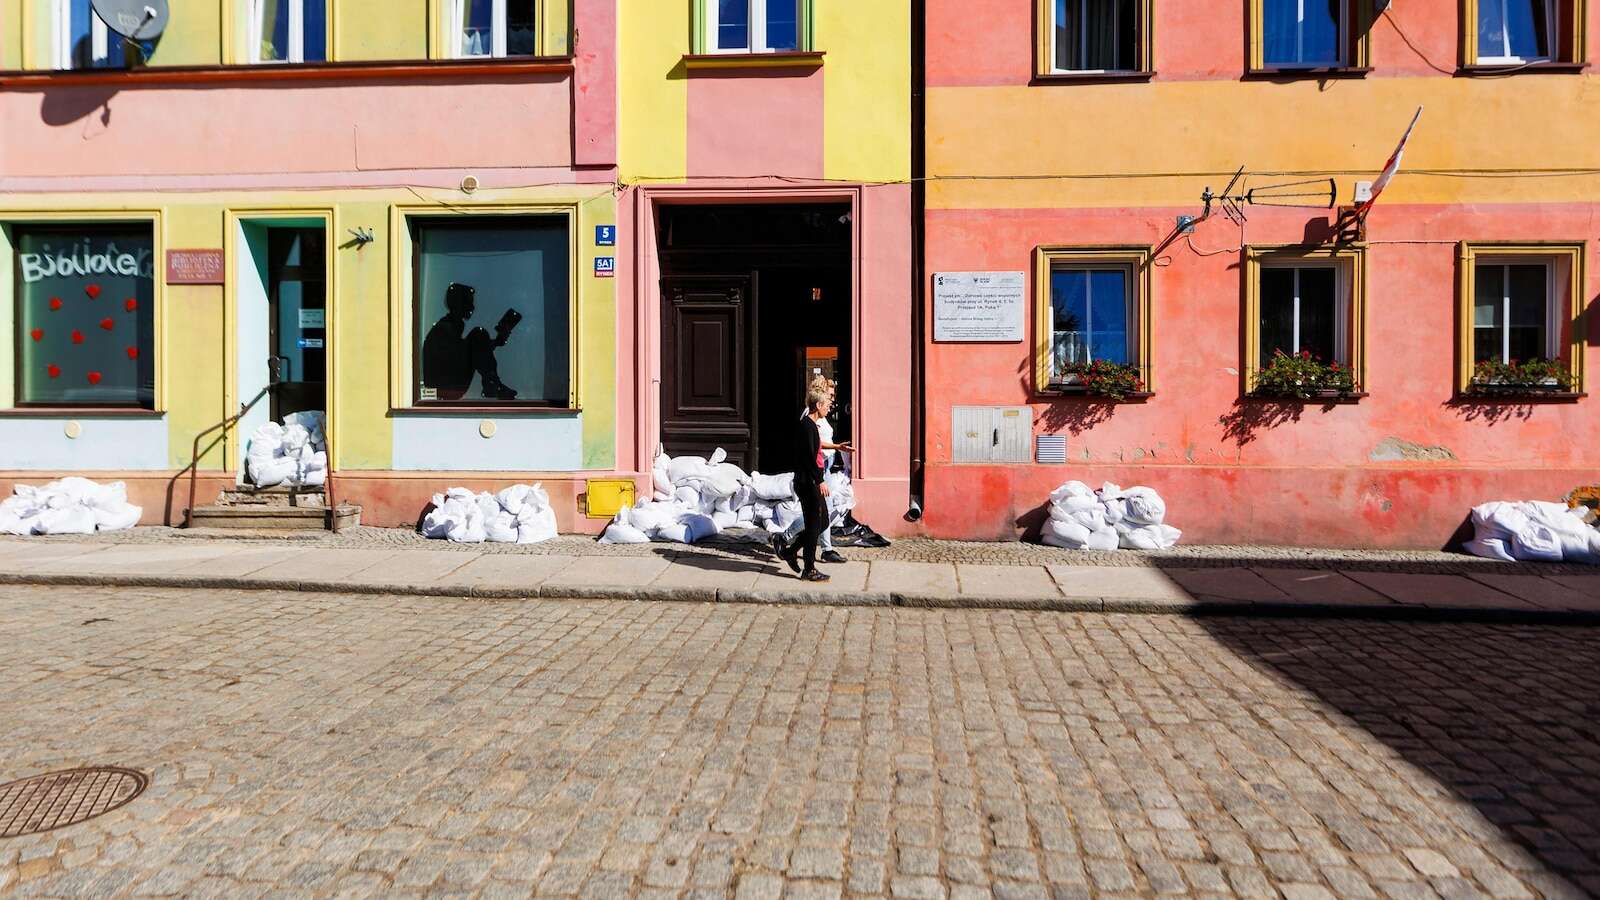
[217,485,327,508]
[188,504,361,532]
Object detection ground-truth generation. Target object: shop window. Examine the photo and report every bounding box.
[1038,0,1152,75]
[1243,246,1366,392]
[1033,247,1153,393]
[1464,0,1586,64]
[410,216,571,407]
[1248,0,1373,71]
[249,0,328,64]
[11,224,156,409]
[1457,243,1584,392]
[452,0,539,58]
[698,0,807,54]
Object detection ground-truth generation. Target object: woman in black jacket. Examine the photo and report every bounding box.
[774,387,832,581]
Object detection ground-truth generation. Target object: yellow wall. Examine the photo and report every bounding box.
[819,0,911,183]
[618,0,689,183]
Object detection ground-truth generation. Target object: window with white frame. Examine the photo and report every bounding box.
[1051,0,1139,72]
[1262,0,1347,67]
[1477,0,1554,63]
[454,0,538,58]
[706,0,801,54]
[1473,259,1557,363]
[1258,263,1348,366]
[55,0,124,69]
[250,0,328,64]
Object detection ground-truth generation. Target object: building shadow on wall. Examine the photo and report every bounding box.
[1016,367,1124,437]
[1197,614,1600,898]
[1218,397,1324,446]
[1443,398,1538,425]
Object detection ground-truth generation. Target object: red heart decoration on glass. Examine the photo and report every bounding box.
[126,346,139,360]
[46,364,60,379]
[71,330,84,344]
[87,371,102,385]
[85,284,102,299]
[124,298,138,312]
[30,328,43,341]
[49,297,63,311]
[99,317,114,331]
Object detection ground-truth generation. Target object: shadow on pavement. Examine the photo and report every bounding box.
[1200,617,1600,896]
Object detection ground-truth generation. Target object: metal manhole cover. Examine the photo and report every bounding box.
[0,767,147,838]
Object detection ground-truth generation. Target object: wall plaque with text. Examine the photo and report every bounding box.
[933,271,1026,342]
[165,249,225,285]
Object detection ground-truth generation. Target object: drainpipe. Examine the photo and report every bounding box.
[905,0,927,523]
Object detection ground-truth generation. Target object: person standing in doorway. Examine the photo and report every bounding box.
[809,376,852,563]
[773,386,832,581]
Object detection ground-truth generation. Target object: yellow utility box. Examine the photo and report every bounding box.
[585,479,636,519]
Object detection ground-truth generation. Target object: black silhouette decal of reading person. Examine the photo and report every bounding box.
[421,282,521,400]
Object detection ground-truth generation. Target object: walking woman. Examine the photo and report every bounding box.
[773,385,832,581]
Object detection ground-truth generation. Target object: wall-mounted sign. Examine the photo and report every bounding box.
[165,249,225,285]
[297,337,324,350]
[595,225,616,246]
[594,256,616,278]
[933,271,1026,342]
[298,309,324,329]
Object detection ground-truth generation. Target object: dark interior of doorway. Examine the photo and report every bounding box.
[657,203,851,475]
[266,227,327,423]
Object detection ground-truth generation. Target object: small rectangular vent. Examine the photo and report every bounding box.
[1036,434,1067,464]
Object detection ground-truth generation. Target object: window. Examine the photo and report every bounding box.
[54,0,137,69]
[411,216,571,407]
[1249,0,1372,70]
[1244,246,1366,392]
[453,0,539,58]
[702,0,803,54]
[1463,0,1585,65]
[1457,243,1584,392]
[12,224,155,408]
[1035,0,1151,75]
[249,0,328,64]
[1034,247,1153,392]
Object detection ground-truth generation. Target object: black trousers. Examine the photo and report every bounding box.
[793,481,826,572]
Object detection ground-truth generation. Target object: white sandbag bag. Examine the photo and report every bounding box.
[515,506,557,544]
[599,522,650,544]
[823,471,856,515]
[249,456,298,489]
[701,463,745,499]
[484,511,519,543]
[35,505,96,535]
[280,423,312,455]
[1042,517,1092,549]
[667,455,711,484]
[84,481,128,512]
[751,472,795,501]
[1120,523,1181,550]
[629,501,683,535]
[673,485,702,509]
[1049,481,1095,504]
[0,509,29,536]
[655,522,691,543]
[735,504,756,526]
[767,499,802,532]
[1509,521,1563,562]
[712,510,738,530]
[1464,536,1516,562]
[652,453,675,498]
[1084,528,1121,551]
[1121,487,1167,526]
[497,483,533,516]
[678,513,719,543]
[91,503,142,532]
[709,448,727,466]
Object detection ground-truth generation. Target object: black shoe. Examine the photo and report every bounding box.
[771,535,801,573]
[800,569,830,582]
[820,550,846,564]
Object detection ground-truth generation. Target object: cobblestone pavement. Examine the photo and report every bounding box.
[1,585,1597,899]
[22,526,1600,576]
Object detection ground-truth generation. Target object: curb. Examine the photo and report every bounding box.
[3,570,1599,623]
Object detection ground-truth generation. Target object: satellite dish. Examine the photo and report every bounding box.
[90,0,170,41]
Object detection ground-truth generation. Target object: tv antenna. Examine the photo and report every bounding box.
[1199,166,1337,225]
[90,0,170,45]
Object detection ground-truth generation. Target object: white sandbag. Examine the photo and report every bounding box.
[1463,536,1516,562]
[701,463,745,499]
[484,511,519,543]
[629,501,683,535]
[1120,523,1181,550]
[735,504,756,526]
[1085,528,1121,551]
[1049,481,1095,504]
[667,455,711,484]
[1121,487,1166,526]
[280,423,312,455]
[0,509,30,536]
[497,483,533,516]
[249,456,298,489]
[1042,517,1092,549]
[824,471,856,515]
[709,448,727,466]
[599,522,650,544]
[712,510,738,530]
[768,499,802,532]
[655,522,691,543]
[35,505,96,535]
[91,503,142,532]
[420,506,456,539]
[515,504,558,544]
[751,472,795,501]
[84,481,128,512]
[678,513,719,543]
[673,485,702,508]
[652,453,675,498]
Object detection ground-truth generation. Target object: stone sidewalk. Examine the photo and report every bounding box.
[2,533,1597,619]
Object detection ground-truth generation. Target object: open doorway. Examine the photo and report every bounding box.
[657,203,851,474]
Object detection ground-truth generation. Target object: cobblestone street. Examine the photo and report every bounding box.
[1,585,1596,898]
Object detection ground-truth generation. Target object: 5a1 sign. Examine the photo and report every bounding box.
[594,257,616,278]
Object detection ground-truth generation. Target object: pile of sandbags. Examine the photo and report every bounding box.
[601,448,835,545]
[246,411,328,489]
[0,477,142,535]
[1465,500,1600,564]
[1041,481,1181,551]
[420,483,558,544]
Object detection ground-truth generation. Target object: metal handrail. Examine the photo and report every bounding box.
[181,381,340,528]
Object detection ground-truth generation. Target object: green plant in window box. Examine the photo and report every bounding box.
[1055,360,1145,401]
[1468,358,1573,395]
[1251,350,1358,400]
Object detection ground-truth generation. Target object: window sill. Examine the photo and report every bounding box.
[1038,387,1154,403]
[0,408,163,418]
[1458,388,1585,402]
[0,56,575,87]
[1244,391,1368,405]
[1244,66,1372,80]
[1031,70,1155,85]
[390,406,579,416]
[1459,61,1587,76]
[681,51,825,71]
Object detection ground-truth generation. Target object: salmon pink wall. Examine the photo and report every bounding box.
[686,68,825,180]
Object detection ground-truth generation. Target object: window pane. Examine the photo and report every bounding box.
[461,0,493,56]
[1508,263,1547,360]
[1055,0,1136,71]
[506,0,538,55]
[66,0,93,68]
[303,0,328,61]
[1259,267,1296,364]
[1055,0,1076,70]
[257,0,290,61]
[1504,0,1551,58]
[1050,270,1090,377]
[1297,267,1337,361]
[1088,269,1130,364]
[717,0,750,50]
[415,218,571,405]
[1473,263,1505,362]
[765,0,798,50]
[15,227,156,407]
[1264,0,1341,65]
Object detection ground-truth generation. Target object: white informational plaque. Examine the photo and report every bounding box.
[933,271,1026,342]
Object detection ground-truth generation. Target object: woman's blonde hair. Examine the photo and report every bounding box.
[806,387,830,412]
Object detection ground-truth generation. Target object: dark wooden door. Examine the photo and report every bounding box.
[661,275,757,469]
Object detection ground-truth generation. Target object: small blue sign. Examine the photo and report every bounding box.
[297,337,324,349]
[594,256,616,278]
[595,225,616,246]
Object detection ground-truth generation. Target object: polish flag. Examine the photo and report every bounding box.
[1356,107,1423,216]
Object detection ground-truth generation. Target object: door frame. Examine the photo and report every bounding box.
[224,208,336,473]
[633,186,863,479]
